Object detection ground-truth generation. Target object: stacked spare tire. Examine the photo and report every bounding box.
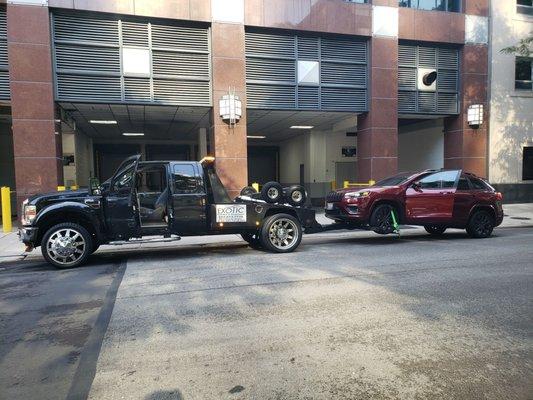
[239,182,307,207]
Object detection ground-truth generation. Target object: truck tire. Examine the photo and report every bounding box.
[259,213,302,253]
[424,225,446,235]
[41,222,93,269]
[241,232,262,249]
[466,210,494,238]
[261,181,284,203]
[286,185,307,207]
[240,186,257,197]
[369,204,395,234]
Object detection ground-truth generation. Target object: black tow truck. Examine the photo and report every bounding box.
[19,155,322,268]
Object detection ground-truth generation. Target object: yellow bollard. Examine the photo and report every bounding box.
[1,187,12,233]
[343,180,349,189]
[252,182,260,192]
[70,185,79,190]
[369,180,375,186]
[57,186,65,191]
[331,180,336,190]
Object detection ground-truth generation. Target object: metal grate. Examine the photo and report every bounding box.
[321,87,366,111]
[398,67,416,90]
[151,24,209,52]
[438,48,459,69]
[297,86,319,109]
[0,71,10,99]
[321,38,367,62]
[246,57,295,83]
[0,41,7,69]
[54,13,119,44]
[398,45,416,66]
[245,31,296,59]
[153,79,210,106]
[437,92,458,114]
[297,37,319,60]
[56,75,122,102]
[321,62,366,87]
[124,77,151,102]
[55,44,121,74]
[418,47,437,68]
[0,7,6,39]
[0,5,7,99]
[418,92,436,113]
[437,69,457,92]
[152,51,210,79]
[398,91,416,113]
[122,21,149,47]
[247,84,296,109]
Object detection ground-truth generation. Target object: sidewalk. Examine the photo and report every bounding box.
[1,203,532,265]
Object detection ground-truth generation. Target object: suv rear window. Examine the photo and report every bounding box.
[469,177,491,190]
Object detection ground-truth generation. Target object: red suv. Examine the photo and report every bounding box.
[325,169,504,238]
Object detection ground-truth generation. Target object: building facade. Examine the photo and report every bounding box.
[0,0,528,212]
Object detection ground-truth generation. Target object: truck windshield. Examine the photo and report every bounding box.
[206,166,232,203]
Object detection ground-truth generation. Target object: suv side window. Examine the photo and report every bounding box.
[469,177,489,190]
[173,164,200,194]
[418,171,459,189]
[457,176,471,190]
[112,166,135,192]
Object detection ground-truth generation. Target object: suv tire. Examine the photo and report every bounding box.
[424,225,447,235]
[466,210,495,238]
[286,185,307,207]
[259,213,302,253]
[261,182,284,203]
[370,204,396,234]
[41,222,93,269]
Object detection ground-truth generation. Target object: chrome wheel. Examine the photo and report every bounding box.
[291,190,303,203]
[268,218,298,250]
[267,187,279,200]
[46,228,86,266]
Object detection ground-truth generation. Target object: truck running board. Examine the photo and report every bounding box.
[108,235,181,246]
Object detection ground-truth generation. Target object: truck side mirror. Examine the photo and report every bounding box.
[89,177,101,196]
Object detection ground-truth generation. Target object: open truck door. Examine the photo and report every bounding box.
[104,154,141,239]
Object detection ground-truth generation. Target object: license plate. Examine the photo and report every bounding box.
[326,203,334,210]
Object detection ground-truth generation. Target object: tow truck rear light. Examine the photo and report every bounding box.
[200,156,215,165]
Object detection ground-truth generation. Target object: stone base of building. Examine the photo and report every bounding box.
[492,183,533,204]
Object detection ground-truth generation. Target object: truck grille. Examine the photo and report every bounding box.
[326,191,344,202]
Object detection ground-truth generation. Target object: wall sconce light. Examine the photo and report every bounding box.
[219,87,242,127]
[467,104,484,128]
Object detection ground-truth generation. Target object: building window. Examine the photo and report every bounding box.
[515,57,533,90]
[517,0,533,15]
[399,0,460,12]
[524,147,533,181]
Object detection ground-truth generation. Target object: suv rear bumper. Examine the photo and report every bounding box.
[18,227,38,245]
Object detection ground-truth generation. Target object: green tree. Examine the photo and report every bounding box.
[500,32,533,57]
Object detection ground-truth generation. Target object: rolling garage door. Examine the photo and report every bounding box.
[51,11,211,106]
[0,6,9,100]
[245,29,367,112]
[398,44,459,115]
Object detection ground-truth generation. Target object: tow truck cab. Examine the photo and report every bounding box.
[19,155,318,268]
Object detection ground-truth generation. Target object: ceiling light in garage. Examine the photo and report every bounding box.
[90,120,117,124]
[122,132,145,136]
[290,125,314,129]
[247,135,266,139]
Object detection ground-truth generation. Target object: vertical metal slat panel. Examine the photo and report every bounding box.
[56,75,122,102]
[124,77,151,102]
[55,44,121,73]
[398,91,417,113]
[297,86,319,109]
[122,21,149,47]
[438,48,459,70]
[153,79,210,105]
[437,93,458,114]
[417,92,436,112]
[0,71,10,99]
[321,38,366,62]
[398,67,416,90]
[398,45,416,66]
[245,57,295,82]
[151,24,208,52]
[297,36,319,60]
[418,46,437,68]
[53,13,119,44]
[321,87,366,111]
[321,62,366,86]
[245,31,295,59]
[152,50,210,79]
[437,69,458,92]
[246,84,296,109]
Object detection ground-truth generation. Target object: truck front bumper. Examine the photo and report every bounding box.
[18,227,38,246]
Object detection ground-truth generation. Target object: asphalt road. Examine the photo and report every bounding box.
[1,227,532,400]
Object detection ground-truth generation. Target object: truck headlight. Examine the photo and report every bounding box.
[22,202,37,225]
[344,191,370,199]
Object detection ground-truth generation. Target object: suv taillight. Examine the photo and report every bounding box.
[496,192,503,201]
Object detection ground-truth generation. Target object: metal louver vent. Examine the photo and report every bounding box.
[399,45,416,66]
[0,7,6,38]
[437,93,458,114]
[247,84,296,109]
[438,48,458,69]
[151,24,208,52]
[297,86,319,109]
[124,77,151,102]
[55,44,120,74]
[321,63,366,87]
[418,47,437,68]
[0,71,10,99]
[56,75,122,102]
[0,6,8,80]
[321,38,366,62]
[152,51,209,79]
[437,70,457,92]
[153,79,210,105]
[246,57,295,82]
[0,41,7,69]
[122,21,149,47]
[321,87,366,111]
[398,67,416,89]
[418,92,436,112]
[297,37,319,60]
[398,91,416,113]
[54,13,119,44]
[245,32,295,59]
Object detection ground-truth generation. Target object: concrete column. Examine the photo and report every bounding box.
[7,4,62,206]
[357,35,399,182]
[444,0,489,178]
[198,127,207,160]
[210,13,248,199]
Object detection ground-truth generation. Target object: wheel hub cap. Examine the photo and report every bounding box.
[47,228,86,266]
[268,219,298,250]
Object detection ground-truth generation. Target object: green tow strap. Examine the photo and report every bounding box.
[390,209,400,235]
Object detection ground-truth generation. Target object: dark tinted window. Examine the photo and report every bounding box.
[469,177,489,190]
[206,166,232,203]
[418,171,459,189]
[112,166,135,192]
[523,147,533,180]
[457,177,470,190]
[138,169,166,192]
[374,173,414,187]
[173,164,199,194]
[515,58,532,90]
